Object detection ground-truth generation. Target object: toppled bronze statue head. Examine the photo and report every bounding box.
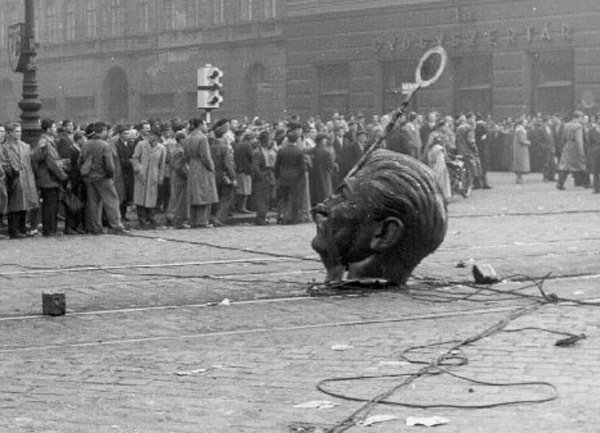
[311,149,447,286]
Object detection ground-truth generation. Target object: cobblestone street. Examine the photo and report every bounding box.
[1,172,600,433]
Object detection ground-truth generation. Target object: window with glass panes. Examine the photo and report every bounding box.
[86,1,97,38]
[531,50,574,116]
[263,0,276,19]
[138,0,149,33]
[110,0,123,37]
[453,55,493,116]
[65,1,76,40]
[212,0,225,25]
[381,59,419,113]
[46,0,58,43]
[318,64,349,117]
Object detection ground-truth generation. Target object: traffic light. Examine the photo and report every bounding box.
[197,64,223,109]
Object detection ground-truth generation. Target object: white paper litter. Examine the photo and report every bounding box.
[406,416,449,427]
[294,400,339,410]
[174,368,208,376]
[219,298,231,306]
[377,360,410,367]
[357,414,400,426]
[331,344,354,351]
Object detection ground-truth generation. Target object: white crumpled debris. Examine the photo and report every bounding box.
[174,368,208,376]
[406,416,450,427]
[174,364,225,376]
[357,414,400,426]
[218,298,231,306]
[331,344,354,351]
[294,400,339,410]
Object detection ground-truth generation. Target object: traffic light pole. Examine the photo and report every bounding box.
[205,109,212,125]
[18,0,41,146]
[197,64,223,117]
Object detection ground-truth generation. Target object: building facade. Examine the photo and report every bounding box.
[285,0,600,120]
[1,0,600,125]
[0,0,286,124]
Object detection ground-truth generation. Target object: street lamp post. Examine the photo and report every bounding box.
[17,0,41,146]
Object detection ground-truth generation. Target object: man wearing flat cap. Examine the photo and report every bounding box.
[113,124,136,220]
[234,128,256,214]
[210,119,237,226]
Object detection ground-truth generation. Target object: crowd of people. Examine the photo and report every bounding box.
[1,107,599,239]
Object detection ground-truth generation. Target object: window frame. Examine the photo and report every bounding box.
[380,58,420,113]
[85,1,97,39]
[453,54,493,116]
[318,63,350,117]
[65,1,76,41]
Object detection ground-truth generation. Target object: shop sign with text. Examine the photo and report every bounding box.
[374,23,573,53]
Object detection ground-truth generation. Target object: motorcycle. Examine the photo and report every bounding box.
[446,154,472,198]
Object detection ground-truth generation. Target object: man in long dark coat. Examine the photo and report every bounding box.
[183,118,218,227]
[309,133,336,205]
[336,129,363,180]
[557,111,586,190]
[32,119,68,236]
[113,125,136,220]
[274,130,305,224]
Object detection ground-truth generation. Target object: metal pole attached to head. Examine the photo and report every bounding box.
[344,46,448,180]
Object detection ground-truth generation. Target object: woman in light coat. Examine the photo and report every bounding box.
[132,132,166,227]
[423,120,452,202]
[513,117,531,184]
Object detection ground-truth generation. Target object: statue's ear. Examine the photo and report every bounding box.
[370,217,404,252]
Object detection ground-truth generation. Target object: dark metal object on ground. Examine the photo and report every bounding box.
[555,333,586,347]
[472,264,500,284]
[42,292,66,316]
[307,279,395,296]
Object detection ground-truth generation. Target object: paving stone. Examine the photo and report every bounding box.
[1,173,600,432]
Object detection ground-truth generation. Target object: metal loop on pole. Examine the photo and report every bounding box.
[415,46,448,88]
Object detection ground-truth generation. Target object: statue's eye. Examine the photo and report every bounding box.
[340,185,352,199]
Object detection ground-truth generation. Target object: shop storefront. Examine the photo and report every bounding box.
[285,0,600,120]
